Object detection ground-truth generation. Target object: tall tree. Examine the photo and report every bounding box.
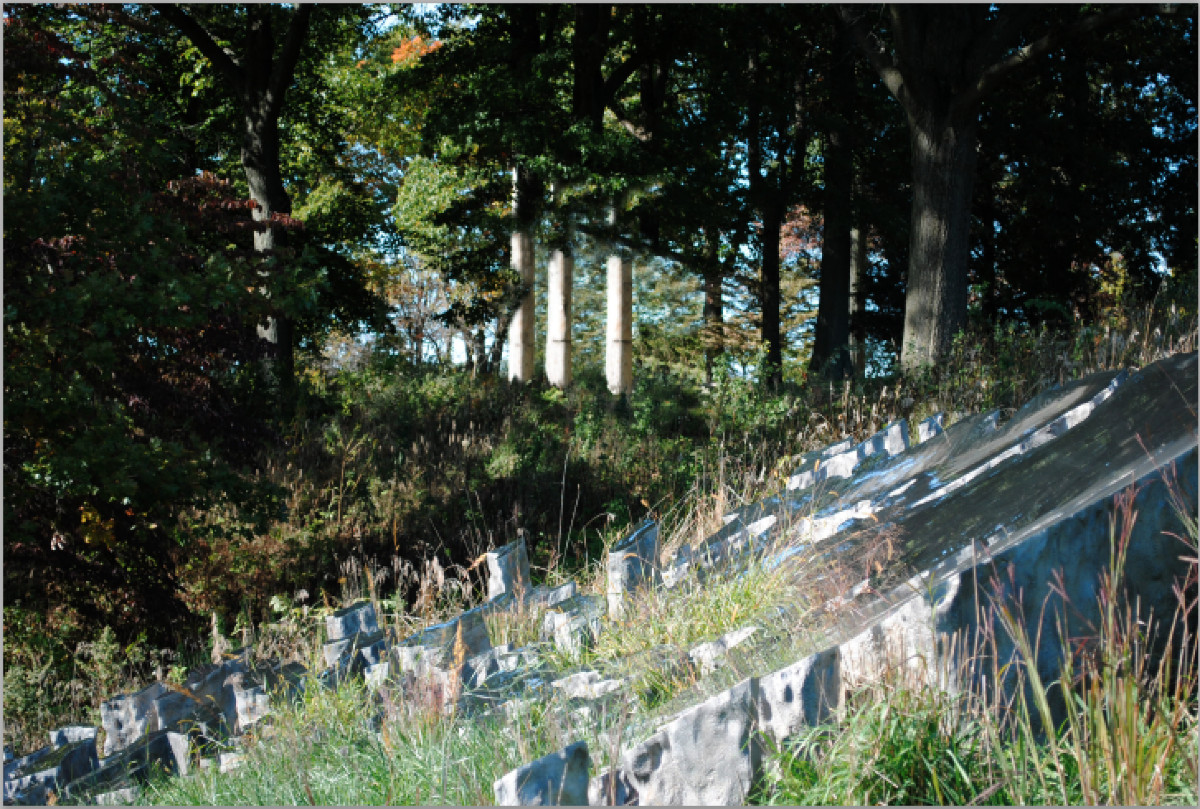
[3,4,287,642]
[155,3,317,391]
[810,17,858,380]
[737,7,826,387]
[973,8,1198,323]
[840,4,1150,370]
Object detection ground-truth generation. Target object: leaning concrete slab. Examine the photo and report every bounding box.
[620,677,761,805]
[590,353,1196,806]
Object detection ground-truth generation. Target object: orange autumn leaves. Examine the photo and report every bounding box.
[355,35,441,69]
[392,35,441,64]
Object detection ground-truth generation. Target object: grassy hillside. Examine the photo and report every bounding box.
[4,300,1196,802]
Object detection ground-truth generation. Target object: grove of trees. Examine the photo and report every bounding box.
[3,3,1195,713]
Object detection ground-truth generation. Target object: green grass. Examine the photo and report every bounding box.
[15,301,1198,805]
[755,685,1005,805]
[133,470,1198,807]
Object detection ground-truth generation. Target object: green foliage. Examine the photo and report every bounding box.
[392,154,516,328]
[758,688,1001,806]
[3,0,283,647]
[141,666,597,806]
[1,609,174,756]
[3,1,1195,779]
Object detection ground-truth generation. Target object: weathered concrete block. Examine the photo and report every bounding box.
[622,677,761,805]
[5,744,54,782]
[660,543,692,588]
[93,786,139,805]
[541,594,605,658]
[550,670,624,701]
[787,420,909,493]
[392,642,449,676]
[494,740,590,806]
[324,628,389,672]
[58,727,186,800]
[688,625,758,676]
[863,419,910,459]
[365,661,391,690]
[395,606,491,675]
[358,633,390,668]
[152,690,201,732]
[268,660,309,702]
[917,412,945,443]
[325,601,379,641]
[525,580,579,610]
[588,768,638,806]
[3,770,54,806]
[182,654,252,733]
[755,646,841,747]
[99,681,168,757]
[122,728,188,780]
[164,731,195,777]
[461,643,540,689]
[218,751,245,773]
[233,683,270,730]
[48,726,97,749]
[323,637,353,668]
[2,736,99,805]
[450,606,493,661]
[487,538,532,601]
[553,613,600,659]
[607,521,659,618]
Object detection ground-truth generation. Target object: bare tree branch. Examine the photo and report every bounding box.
[267,5,315,114]
[600,53,644,107]
[156,4,243,89]
[956,4,1154,112]
[607,98,652,143]
[838,4,913,119]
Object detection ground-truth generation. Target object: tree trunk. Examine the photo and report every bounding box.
[241,6,300,392]
[760,203,784,388]
[811,148,853,379]
[702,230,724,384]
[243,110,295,391]
[900,112,979,371]
[156,3,313,397]
[487,310,511,374]
[841,4,1138,370]
[573,5,611,131]
[810,25,856,381]
[848,224,868,375]
[472,326,487,375]
[978,156,999,322]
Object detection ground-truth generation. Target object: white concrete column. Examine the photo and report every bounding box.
[606,255,633,395]
[546,248,573,388]
[508,230,536,383]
